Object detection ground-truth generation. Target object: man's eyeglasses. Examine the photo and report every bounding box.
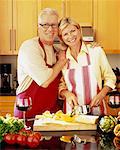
[39,23,58,30]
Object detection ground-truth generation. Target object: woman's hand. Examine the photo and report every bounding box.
[90,93,104,108]
[90,86,111,108]
[60,90,78,109]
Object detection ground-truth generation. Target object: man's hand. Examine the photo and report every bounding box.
[57,50,66,61]
[90,42,100,48]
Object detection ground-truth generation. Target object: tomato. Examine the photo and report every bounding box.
[27,134,40,148]
[17,134,27,146]
[4,133,17,145]
[33,132,41,140]
[19,128,32,136]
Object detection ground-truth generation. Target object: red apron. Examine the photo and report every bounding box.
[14,39,61,119]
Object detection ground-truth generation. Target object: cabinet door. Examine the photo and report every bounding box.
[0,0,38,55]
[94,0,120,53]
[0,96,16,116]
[37,0,65,19]
[13,0,38,54]
[66,0,93,26]
[0,0,13,55]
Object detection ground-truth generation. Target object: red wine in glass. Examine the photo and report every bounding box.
[16,97,32,111]
[16,97,32,129]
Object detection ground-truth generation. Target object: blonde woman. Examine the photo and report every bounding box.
[58,17,116,115]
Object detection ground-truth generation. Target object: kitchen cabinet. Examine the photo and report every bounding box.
[66,0,93,26]
[0,96,16,116]
[0,0,37,55]
[37,0,66,18]
[93,0,120,54]
[38,0,93,25]
[0,0,12,55]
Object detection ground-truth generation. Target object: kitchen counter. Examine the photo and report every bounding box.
[0,90,16,96]
[0,130,117,150]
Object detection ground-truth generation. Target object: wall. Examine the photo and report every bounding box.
[107,54,120,68]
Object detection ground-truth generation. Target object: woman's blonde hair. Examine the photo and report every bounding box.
[58,17,81,35]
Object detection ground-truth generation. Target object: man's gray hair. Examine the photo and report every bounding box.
[38,8,59,24]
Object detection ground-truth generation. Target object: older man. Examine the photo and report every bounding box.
[14,8,67,119]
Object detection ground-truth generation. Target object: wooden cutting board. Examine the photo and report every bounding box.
[33,118,97,131]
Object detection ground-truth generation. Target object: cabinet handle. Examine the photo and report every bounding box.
[10,29,12,51]
[13,29,16,51]
[10,29,16,51]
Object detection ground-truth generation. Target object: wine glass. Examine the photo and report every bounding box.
[16,97,32,129]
